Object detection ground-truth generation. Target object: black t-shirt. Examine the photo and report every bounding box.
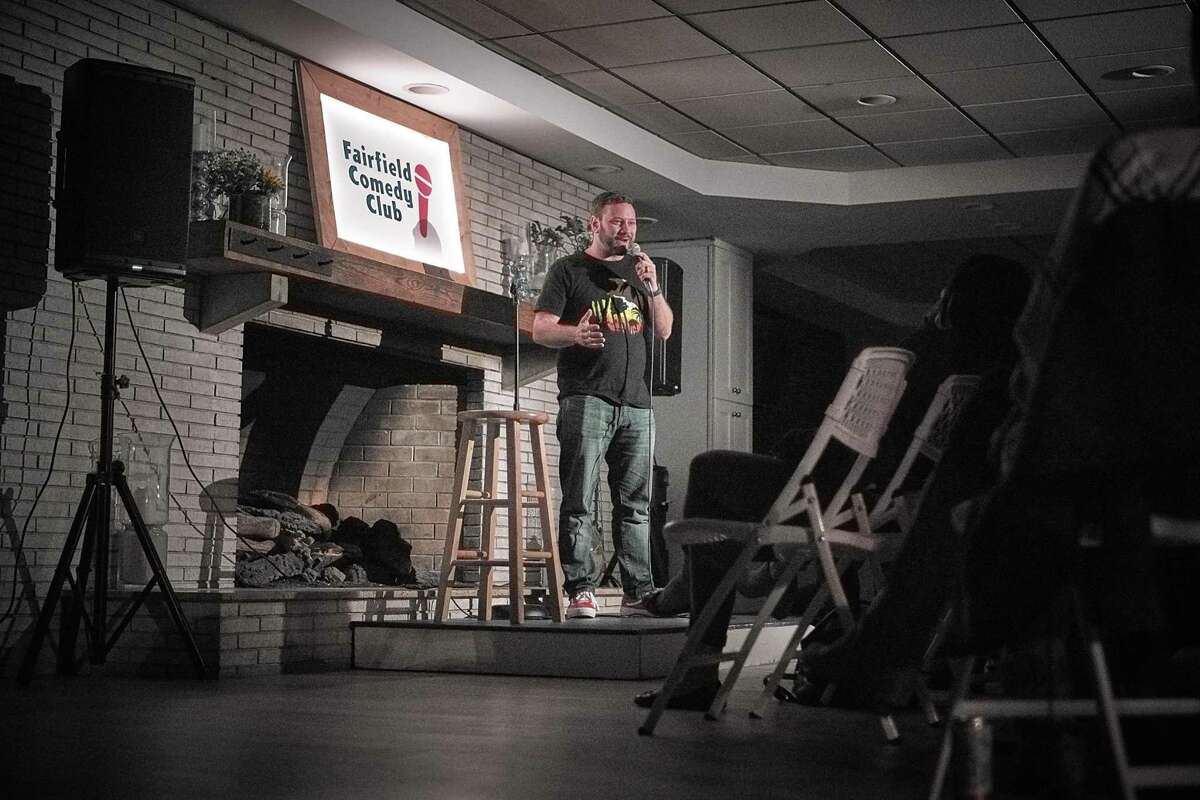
[534,251,653,407]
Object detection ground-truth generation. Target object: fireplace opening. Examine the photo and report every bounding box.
[235,321,482,589]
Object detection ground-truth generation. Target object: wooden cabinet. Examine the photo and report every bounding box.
[710,397,753,452]
[710,246,753,406]
[645,239,754,534]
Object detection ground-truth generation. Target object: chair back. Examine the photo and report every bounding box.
[872,374,981,526]
[767,347,914,529]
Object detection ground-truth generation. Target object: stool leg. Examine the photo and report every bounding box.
[435,418,476,621]
[506,419,526,624]
[530,420,564,622]
[477,420,500,621]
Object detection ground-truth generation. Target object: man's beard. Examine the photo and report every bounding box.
[597,234,629,257]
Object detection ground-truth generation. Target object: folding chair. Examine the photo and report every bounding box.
[639,346,913,736]
[750,374,982,737]
[924,508,1200,800]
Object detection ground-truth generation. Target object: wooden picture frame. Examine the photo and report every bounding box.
[296,60,476,286]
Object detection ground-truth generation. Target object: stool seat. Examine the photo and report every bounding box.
[458,409,549,424]
[435,408,564,624]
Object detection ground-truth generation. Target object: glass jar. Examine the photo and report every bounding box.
[115,432,173,528]
[113,433,173,585]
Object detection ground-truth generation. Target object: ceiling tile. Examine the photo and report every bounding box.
[721,118,863,152]
[965,95,1111,133]
[617,101,707,134]
[997,124,1120,156]
[719,153,771,164]
[662,129,752,158]
[491,34,595,74]
[673,90,821,127]
[554,70,652,105]
[796,75,950,117]
[928,61,1083,105]
[767,146,897,171]
[614,54,779,100]
[1033,6,1193,59]
[835,0,1018,37]
[550,17,726,68]
[483,0,669,32]
[1098,84,1199,124]
[879,135,1012,166]
[687,2,867,53]
[746,41,911,87]
[405,0,531,39]
[1069,47,1194,94]
[657,0,773,11]
[839,107,983,143]
[1126,114,1198,131]
[1012,0,1181,22]
[885,24,1053,73]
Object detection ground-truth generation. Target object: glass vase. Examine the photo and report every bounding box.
[229,193,272,230]
[189,109,218,221]
[113,433,173,585]
[268,152,292,235]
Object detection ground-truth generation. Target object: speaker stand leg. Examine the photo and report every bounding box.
[18,474,99,684]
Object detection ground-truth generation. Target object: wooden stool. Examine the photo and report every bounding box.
[434,409,565,624]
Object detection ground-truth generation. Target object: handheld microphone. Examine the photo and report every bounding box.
[627,242,652,293]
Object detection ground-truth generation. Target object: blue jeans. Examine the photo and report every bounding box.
[555,395,655,599]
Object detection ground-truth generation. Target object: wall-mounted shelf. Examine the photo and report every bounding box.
[185,221,548,376]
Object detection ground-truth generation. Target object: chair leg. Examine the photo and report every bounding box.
[752,581,831,718]
[1073,589,1136,800]
[436,420,476,622]
[708,543,813,718]
[928,655,976,800]
[639,541,760,736]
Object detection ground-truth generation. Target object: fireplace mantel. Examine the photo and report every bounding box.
[185,221,546,371]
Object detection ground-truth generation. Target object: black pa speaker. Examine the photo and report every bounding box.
[55,59,194,284]
[651,256,683,396]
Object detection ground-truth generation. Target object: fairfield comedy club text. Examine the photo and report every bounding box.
[340,139,416,223]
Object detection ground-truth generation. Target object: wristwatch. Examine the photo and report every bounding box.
[648,287,662,297]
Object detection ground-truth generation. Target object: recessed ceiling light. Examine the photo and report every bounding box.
[1129,64,1175,79]
[857,94,897,107]
[635,216,658,226]
[406,83,449,95]
[582,164,623,174]
[961,201,995,212]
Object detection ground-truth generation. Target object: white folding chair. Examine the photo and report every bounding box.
[639,346,914,736]
[746,374,983,735]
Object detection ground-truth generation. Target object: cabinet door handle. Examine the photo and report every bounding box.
[731,411,742,418]
[732,386,742,394]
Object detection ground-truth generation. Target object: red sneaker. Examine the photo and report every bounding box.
[566,591,598,619]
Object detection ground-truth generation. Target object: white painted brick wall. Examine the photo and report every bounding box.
[0,0,611,671]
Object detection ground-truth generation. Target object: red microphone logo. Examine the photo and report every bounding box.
[414,164,432,238]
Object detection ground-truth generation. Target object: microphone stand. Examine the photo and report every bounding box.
[506,254,532,411]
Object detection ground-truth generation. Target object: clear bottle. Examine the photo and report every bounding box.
[268,152,293,235]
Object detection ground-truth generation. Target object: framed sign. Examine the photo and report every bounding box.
[296,61,475,285]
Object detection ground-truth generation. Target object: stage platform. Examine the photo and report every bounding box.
[351,614,799,680]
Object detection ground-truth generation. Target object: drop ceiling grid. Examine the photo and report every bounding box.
[403,0,1196,170]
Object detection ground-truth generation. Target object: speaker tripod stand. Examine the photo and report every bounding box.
[18,275,207,683]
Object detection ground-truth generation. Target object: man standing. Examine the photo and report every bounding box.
[533,192,674,619]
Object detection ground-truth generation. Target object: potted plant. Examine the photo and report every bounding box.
[195,148,285,230]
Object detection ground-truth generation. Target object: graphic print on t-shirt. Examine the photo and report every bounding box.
[590,279,643,335]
